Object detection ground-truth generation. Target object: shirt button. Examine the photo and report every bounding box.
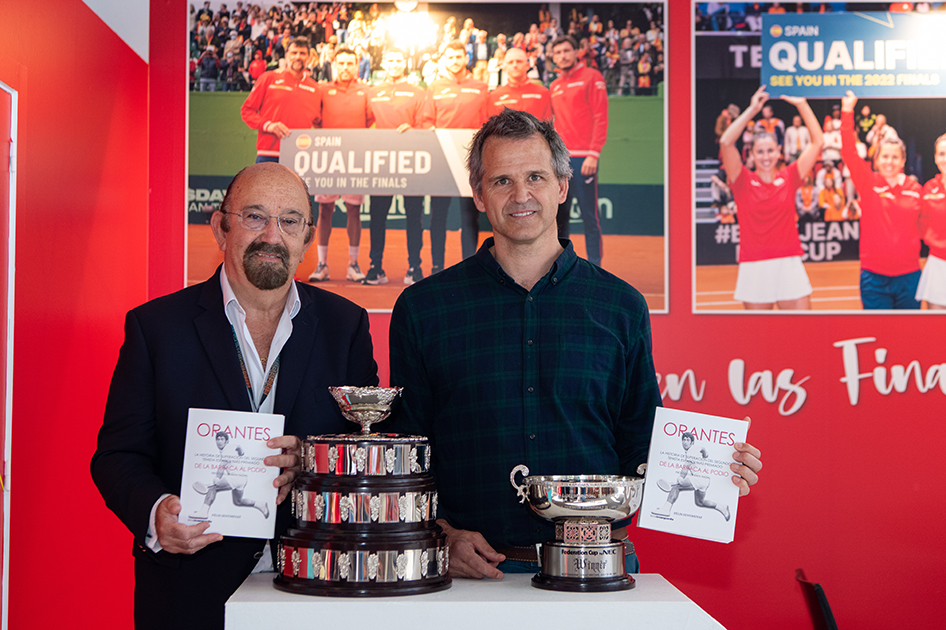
[529,433,536,440]
[527,296,533,302]
[527,386,534,393]
[527,339,533,346]
[552,277,558,284]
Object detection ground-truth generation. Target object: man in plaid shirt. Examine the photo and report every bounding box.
[389,110,763,579]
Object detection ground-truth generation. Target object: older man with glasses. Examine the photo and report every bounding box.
[92,162,378,630]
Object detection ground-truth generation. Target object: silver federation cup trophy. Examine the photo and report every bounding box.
[510,464,646,592]
[274,386,451,597]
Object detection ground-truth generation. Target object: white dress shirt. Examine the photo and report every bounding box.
[145,267,301,552]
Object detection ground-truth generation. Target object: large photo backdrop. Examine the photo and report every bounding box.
[187,1,668,311]
[694,4,946,312]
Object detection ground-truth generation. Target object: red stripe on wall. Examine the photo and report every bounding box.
[149,0,187,299]
[3,1,148,628]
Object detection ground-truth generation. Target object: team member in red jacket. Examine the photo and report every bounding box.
[840,91,923,309]
[719,86,823,310]
[917,133,946,309]
[240,37,321,162]
[550,36,608,267]
[364,49,427,286]
[422,40,489,272]
[309,47,375,283]
[485,48,552,121]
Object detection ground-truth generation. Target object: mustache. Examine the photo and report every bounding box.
[245,240,290,266]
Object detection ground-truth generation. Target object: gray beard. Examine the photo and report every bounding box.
[243,241,291,290]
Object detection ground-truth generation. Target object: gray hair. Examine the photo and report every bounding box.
[466,109,572,194]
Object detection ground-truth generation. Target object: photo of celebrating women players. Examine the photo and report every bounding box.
[694,3,946,312]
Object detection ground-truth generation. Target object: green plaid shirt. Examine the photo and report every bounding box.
[388,239,660,548]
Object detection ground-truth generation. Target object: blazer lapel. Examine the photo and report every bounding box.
[274,281,318,418]
[194,267,253,412]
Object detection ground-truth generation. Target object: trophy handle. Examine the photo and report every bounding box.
[637,463,648,476]
[509,464,530,504]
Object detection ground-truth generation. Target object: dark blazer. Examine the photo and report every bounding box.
[91,267,378,629]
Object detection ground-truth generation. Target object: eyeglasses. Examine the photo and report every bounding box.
[223,210,311,237]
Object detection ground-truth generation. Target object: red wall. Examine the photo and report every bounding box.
[150,0,187,299]
[2,1,944,629]
[0,64,10,613]
[1,2,149,627]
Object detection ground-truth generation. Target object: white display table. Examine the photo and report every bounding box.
[226,573,726,630]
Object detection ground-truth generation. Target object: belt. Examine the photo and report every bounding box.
[497,541,635,564]
[496,545,540,563]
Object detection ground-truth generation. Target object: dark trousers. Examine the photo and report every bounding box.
[133,537,264,630]
[369,196,424,269]
[429,196,480,268]
[556,156,603,266]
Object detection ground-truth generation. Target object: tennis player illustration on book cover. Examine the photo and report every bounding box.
[650,431,731,522]
[189,430,270,521]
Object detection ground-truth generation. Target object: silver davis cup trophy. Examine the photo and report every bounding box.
[510,464,646,592]
[274,386,452,597]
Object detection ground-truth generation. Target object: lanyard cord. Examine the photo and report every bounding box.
[231,326,281,413]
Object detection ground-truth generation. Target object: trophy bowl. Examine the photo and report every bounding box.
[509,464,646,592]
[329,386,403,435]
[510,469,644,522]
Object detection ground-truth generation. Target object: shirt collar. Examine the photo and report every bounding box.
[331,79,361,91]
[474,237,578,290]
[559,64,583,80]
[220,265,301,320]
[279,70,307,86]
[506,75,532,88]
[439,70,472,85]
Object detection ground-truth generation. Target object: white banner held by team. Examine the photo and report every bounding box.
[280,128,475,197]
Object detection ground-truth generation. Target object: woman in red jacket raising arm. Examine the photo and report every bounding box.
[719,86,823,310]
[917,134,946,310]
[840,90,923,309]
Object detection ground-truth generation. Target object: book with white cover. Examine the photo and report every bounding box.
[179,408,284,538]
[636,407,749,543]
